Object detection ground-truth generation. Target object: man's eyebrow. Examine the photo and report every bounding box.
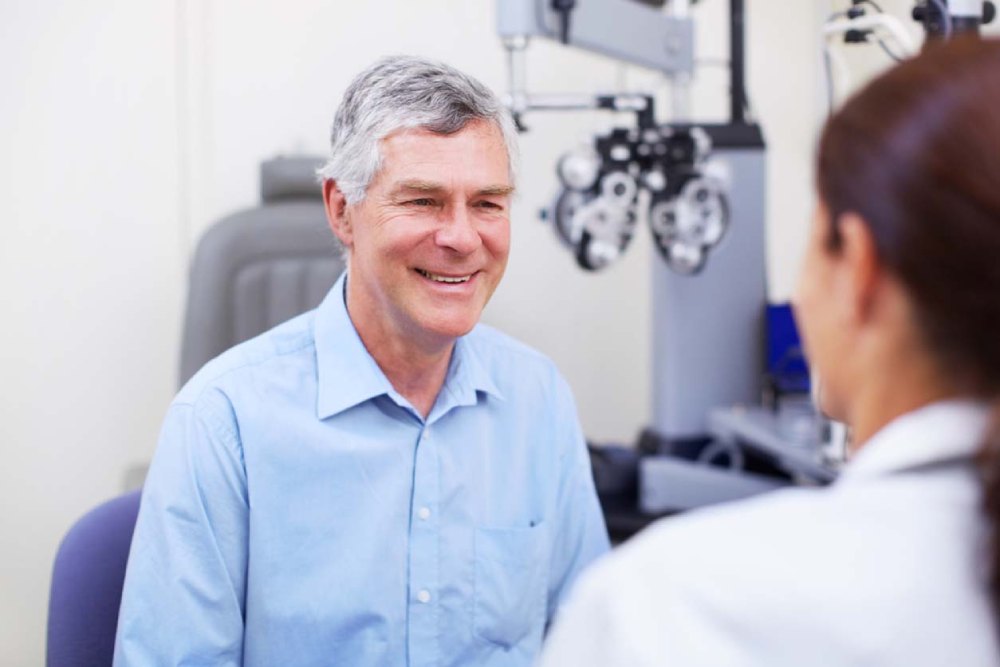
[477,185,515,197]
[390,181,515,197]
[393,180,445,194]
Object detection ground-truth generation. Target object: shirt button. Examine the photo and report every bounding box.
[417,589,431,604]
[418,507,431,521]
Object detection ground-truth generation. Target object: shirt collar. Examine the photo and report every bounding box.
[314,273,503,421]
[839,399,991,482]
[434,334,505,416]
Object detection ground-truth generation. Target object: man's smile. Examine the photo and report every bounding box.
[415,268,475,284]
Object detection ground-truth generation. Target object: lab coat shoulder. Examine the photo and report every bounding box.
[616,487,851,623]
[542,488,842,666]
[543,475,998,667]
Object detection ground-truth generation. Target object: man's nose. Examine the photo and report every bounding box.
[435,204,482,254]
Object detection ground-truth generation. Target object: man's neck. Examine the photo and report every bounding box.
[368,332,453,419]
[344,289,454,420]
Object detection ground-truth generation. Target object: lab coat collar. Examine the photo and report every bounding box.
[839,399,992,483]
[313,272,502,420]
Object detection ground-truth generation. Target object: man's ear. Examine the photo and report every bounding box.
[836,212,881,325]
[323,180,353,249]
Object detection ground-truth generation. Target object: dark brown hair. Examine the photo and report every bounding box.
[817,37,1000,618]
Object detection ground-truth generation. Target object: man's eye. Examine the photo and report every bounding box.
[476,201,502,211]
[405,198,435,207]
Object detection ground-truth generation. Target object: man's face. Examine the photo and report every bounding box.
[332,119,513,351]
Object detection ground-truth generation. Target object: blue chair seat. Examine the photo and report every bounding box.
[47,490,141,667]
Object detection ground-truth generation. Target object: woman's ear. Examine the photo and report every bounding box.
[836,212,881,325]
[323,180,353,249]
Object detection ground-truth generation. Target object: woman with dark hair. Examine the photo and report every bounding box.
[538,37,1000,667]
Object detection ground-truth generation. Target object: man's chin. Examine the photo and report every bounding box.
[432,321,478,341]
[418,313,481,344]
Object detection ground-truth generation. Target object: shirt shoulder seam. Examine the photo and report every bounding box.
[176,338,317,409]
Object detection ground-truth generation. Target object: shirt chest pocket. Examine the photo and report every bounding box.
[473,523,549,650]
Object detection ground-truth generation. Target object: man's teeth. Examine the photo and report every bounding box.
[417,269,471,284]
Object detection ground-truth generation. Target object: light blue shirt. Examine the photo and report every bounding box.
[114,274,610,667]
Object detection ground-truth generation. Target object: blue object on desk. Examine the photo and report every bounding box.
[766,303,810,394]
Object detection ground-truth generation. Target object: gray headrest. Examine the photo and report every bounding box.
[260,155,326,203]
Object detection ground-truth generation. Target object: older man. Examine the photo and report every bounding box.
[114,56,609,666]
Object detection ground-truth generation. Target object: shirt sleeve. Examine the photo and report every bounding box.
[545,373,612,624]
[114,393,249,666]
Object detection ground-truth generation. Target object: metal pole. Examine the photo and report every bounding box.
[671,0,692,120]
[730,0,748,124]
[503,36,530,116]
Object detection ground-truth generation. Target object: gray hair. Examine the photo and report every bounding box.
[317,55,519,204]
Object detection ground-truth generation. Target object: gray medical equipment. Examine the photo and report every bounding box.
[823,0,993,55]
[497,0,694,78]
[821,1,995,116]
[497,0,836,515]
[499,0,741,275]
[178,155,344,386]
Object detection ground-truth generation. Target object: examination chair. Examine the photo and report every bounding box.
[47,155,343,666]
[179,154,344,385]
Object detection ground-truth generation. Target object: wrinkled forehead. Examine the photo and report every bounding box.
[374,121,513,189]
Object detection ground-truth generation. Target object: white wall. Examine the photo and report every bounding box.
[1,1,837,663]
[1,1,183,664]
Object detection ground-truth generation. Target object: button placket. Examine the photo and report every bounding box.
[407,427,441,663]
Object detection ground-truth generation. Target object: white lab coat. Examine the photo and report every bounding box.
[539,401,1000,667]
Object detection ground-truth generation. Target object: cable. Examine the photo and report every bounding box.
[822,40,852,116]
[853,0,885,13]
[822,46,836,116]
[876,37,905,61]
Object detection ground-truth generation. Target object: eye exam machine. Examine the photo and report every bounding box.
[495,0,996,526]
